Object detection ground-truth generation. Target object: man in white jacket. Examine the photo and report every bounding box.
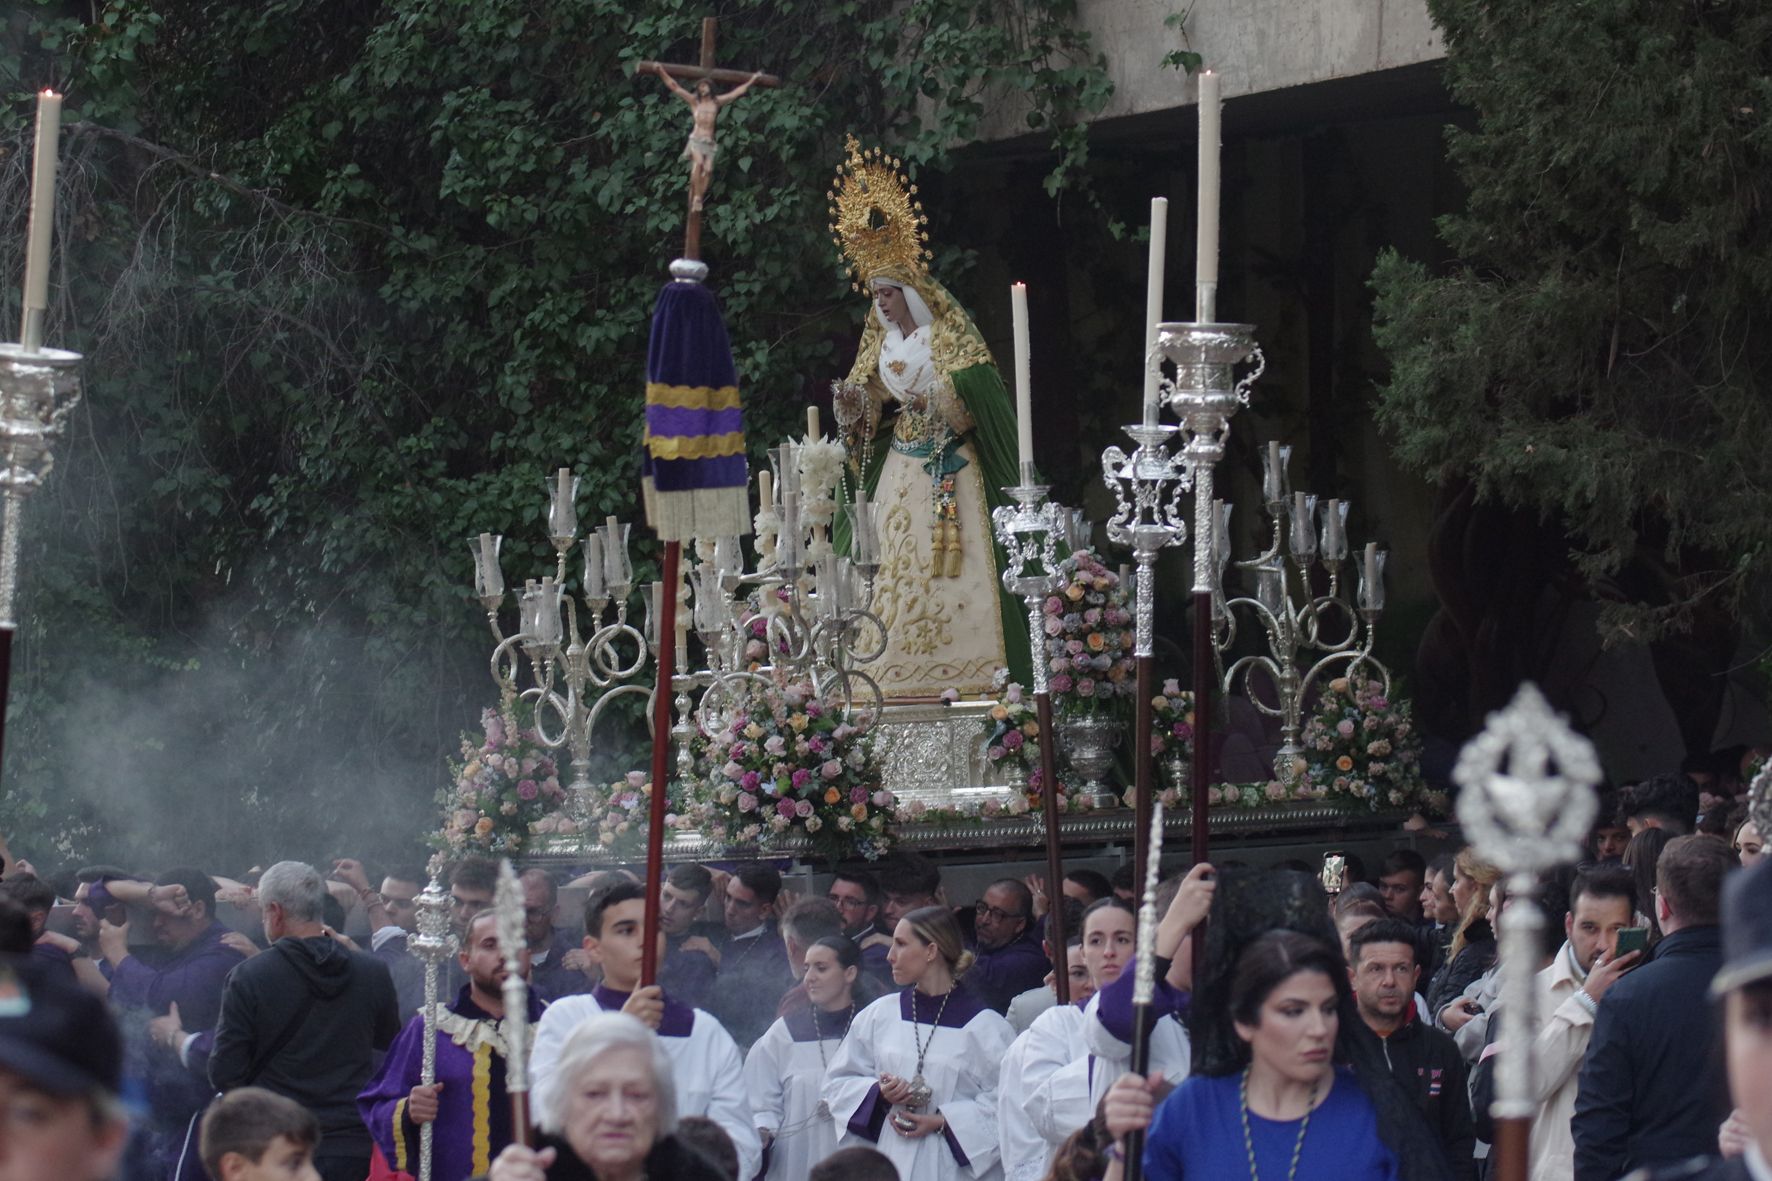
[1496,866,1641,1180]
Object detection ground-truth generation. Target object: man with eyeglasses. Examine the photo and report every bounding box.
[965,878,1050,1015]
[521,868,593,1002]
[826,870,893,987]
[338,861,428,1020]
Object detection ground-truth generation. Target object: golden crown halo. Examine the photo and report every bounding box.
[828,135,932,292]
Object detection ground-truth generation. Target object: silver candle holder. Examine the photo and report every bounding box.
[1215,445,1387,787]
[471,476,653,818]
[410,856,458,1181]
[0,343,83,628]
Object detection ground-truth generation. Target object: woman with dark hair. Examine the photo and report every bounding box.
[1104,929,1400,1179]
[824,904,1015,1180]
[744,935,879,1180]
[1623,826,1675,944]
[1103,868,1455,1181]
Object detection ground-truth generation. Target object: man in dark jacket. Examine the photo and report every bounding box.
[1350,917,1477,1180]
[965,878,1052,1014]
[208,860,400,1181]
[1574,834,1733,1181]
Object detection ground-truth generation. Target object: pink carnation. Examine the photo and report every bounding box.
[775,798,797,818]
[516,779,539,800]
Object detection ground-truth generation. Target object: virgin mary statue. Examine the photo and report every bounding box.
[828,138,1030,698]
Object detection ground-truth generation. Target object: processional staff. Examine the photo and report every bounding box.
[494,859,535,1145]
[1453,684,1600,1181]
[630,18,777,987]
[410,856,458,1181]
[1120,801,1165,1181]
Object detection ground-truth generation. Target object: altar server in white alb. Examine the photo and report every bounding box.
[744,935,882,1180]
[998,932,1094,1181]
[1000,897,1131,1180]
[527,880,761,1179]
[825,904,1016,1179]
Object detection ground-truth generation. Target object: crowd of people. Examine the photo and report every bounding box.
[2,766,1769,1181]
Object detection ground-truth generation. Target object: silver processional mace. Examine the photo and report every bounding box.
[410,857,457,1181]
[1453,683,1600,1181]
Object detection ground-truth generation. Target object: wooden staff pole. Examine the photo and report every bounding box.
[640,539,681,987]
[1133,653,1154,892]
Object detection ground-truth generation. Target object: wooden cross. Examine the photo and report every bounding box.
[636,18,781,262]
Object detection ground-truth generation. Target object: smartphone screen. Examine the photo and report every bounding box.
[1614,926,1650,958]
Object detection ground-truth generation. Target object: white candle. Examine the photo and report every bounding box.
[477,532,503,598]
[758,469,773,511]
[1263,441,1284,501]
[1195,71,1221,318]
[20,89,62,351]
[807,405,820,440]
[605,514,619,537]
[649,581,664,647]
[1011,282,1034,474]
[1363,542,1379,594]
[583,534,604,599]
[674,570,690,668]
[1142,197,1168,424]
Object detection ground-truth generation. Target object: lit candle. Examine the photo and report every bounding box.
[807,405,820,440]
[20,89,63,352]
[1142,197,1168,425]
[1011,282,1034,476]
[1195,70,1221,321]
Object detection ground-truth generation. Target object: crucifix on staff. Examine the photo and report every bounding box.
[636,17,780,260]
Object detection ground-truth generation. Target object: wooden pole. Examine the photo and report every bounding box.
[1490,1116,1529,1181]
[1188,589,1213,967]
[0,627,12,780]
[1034,690,1069,1004]
[640,539,681,987]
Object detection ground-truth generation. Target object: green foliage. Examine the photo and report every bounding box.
[1370,0,1772,641]
[0,0,1110,871]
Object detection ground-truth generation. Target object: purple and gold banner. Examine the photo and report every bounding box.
[641,281,751,541]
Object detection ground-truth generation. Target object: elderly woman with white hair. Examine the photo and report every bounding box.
[488,1011,727,1181]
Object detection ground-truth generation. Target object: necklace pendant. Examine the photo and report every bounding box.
[816,1098,831,1120]
[906,1073,933,1109]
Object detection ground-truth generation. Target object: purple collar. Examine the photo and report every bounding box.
[898,985,987,1029]
[592,983,695,1038]
[784,1001,857,1043]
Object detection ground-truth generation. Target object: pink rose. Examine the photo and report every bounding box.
[517,779,539,800]
[821,759,844,780]
[1162,678,1182,696]
[794,798,814,818]
[738,792,758,812]
[1005,684,1024,704]
[1044,617,1064,636]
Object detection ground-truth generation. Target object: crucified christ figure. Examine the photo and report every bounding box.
[651,67,764,212]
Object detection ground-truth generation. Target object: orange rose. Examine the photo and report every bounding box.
[851,802,869,821]
[1087,633,1106,651]
[1022,721,1039,737]
[991,705,1009,721]
[824,787,841,805]
[1336,755,1354,772]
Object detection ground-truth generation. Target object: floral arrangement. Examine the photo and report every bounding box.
[1149,679,1196,758]
[691,680,894,862]
[436,707,570,854]
[1300,670,1431,812]
[554,771,704,857]
[1041,550,1136,715]
[983,680,1042,777]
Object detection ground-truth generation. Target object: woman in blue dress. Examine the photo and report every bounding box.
[1101,868,1457,1181]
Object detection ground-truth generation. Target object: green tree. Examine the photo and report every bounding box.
[0,0,1111,870]
[1370,0,1772,646]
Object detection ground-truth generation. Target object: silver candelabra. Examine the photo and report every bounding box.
[470,470,654,816]
[1214,441,1387,786]
[410,856,457,1181]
